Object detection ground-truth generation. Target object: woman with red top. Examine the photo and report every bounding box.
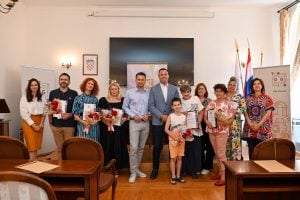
[243,78,274,159]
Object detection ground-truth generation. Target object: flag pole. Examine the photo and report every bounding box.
[235,40,244,90]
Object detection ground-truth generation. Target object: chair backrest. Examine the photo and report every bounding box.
[0,136,29,159]
[251,138,296,160]
[0,171,57,200]
[62,137,104,163]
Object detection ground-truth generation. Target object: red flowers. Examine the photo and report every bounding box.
[182,128,193,139]
[50,99,61,113]
[88,112,100,120]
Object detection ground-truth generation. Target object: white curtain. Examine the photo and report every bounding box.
[283,5,300,118]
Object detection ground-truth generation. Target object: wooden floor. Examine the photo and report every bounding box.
[101,145,224,200]
[42,145,225,200]
[100,169,224,200]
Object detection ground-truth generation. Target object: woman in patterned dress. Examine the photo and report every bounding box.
[72,78,100,142]
[226,77,246,160]
[243,78,274,159]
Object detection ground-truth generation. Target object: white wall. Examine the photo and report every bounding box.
[23,6,280,95]
[0,4,281,152]
[0,4,26,138]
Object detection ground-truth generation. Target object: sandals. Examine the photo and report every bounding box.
[170,177,176,185]
[176,176,186,183]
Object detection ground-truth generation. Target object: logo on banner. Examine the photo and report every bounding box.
[272,72,287,87]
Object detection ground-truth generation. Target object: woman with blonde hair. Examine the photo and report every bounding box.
[226,77,246,160]
[99,82,129,171]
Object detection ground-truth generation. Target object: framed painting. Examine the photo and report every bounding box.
[83,54,98,75]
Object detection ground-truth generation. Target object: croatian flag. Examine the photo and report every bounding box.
[244,48,253,97]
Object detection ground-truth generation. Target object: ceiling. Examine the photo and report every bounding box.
[22,0,292,8]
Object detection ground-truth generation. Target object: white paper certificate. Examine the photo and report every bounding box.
[53,100,68,119]
[207,109,217,128]
[113,108,124,126]
[83,103,96,120]
[186,111,198,129]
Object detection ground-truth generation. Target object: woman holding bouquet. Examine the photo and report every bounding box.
[204,84,235,186]
[72,78,100,142]
[98,82,129,171]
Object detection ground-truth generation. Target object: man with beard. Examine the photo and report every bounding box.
[48,73,78,159]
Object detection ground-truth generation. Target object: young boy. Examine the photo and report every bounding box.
[165,97,186,184]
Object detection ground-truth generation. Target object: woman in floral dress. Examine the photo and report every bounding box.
[226,77,246,160]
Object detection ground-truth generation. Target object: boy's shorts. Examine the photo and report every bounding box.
[169,140,185,158]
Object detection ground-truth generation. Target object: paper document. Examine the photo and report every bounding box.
[15,161,59,174]
[254,160,295,172]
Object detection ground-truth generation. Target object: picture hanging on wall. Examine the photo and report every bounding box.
[83,54,98,75]
[127,62,168,89]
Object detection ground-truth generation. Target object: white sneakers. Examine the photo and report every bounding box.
[201,169,210,175]
[129,170,147,183]
[128,174,137,183]
[136,170,147,178]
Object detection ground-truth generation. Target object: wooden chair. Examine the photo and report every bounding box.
[0,171,57,200]
[251,138,296,160]
[62,137,117,200]
[0,136,29,159]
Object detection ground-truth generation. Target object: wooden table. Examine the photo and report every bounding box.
[224,160,300,200]
[0,159,101,200]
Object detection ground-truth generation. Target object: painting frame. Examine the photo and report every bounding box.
[83,54,98,75]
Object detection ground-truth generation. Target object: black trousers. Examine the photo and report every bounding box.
[152,125,165,170]
[201,130,215,170]
[247,138,263,159]
[181,135,202,176]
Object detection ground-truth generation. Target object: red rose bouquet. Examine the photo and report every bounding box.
[102,108,118,132]
[83,111,101,134]
[50,99,61,113]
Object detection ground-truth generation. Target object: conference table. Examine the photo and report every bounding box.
[0,159,102,200]
[224,160,300,200]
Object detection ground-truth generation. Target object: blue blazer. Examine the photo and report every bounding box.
[148,83,179,126]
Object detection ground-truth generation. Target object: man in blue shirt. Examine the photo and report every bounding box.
[48,73,78,159]
[123,72,150,183]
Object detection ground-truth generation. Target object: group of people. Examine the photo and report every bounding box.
[19,68,274,187]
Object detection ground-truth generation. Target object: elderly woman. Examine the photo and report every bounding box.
[72,78,100,142]
[98,82,129,171]
[204,83,235,186]
[226,77,246,161]
[243,78,274,159]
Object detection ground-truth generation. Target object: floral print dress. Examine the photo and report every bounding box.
[226,94,246,160]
